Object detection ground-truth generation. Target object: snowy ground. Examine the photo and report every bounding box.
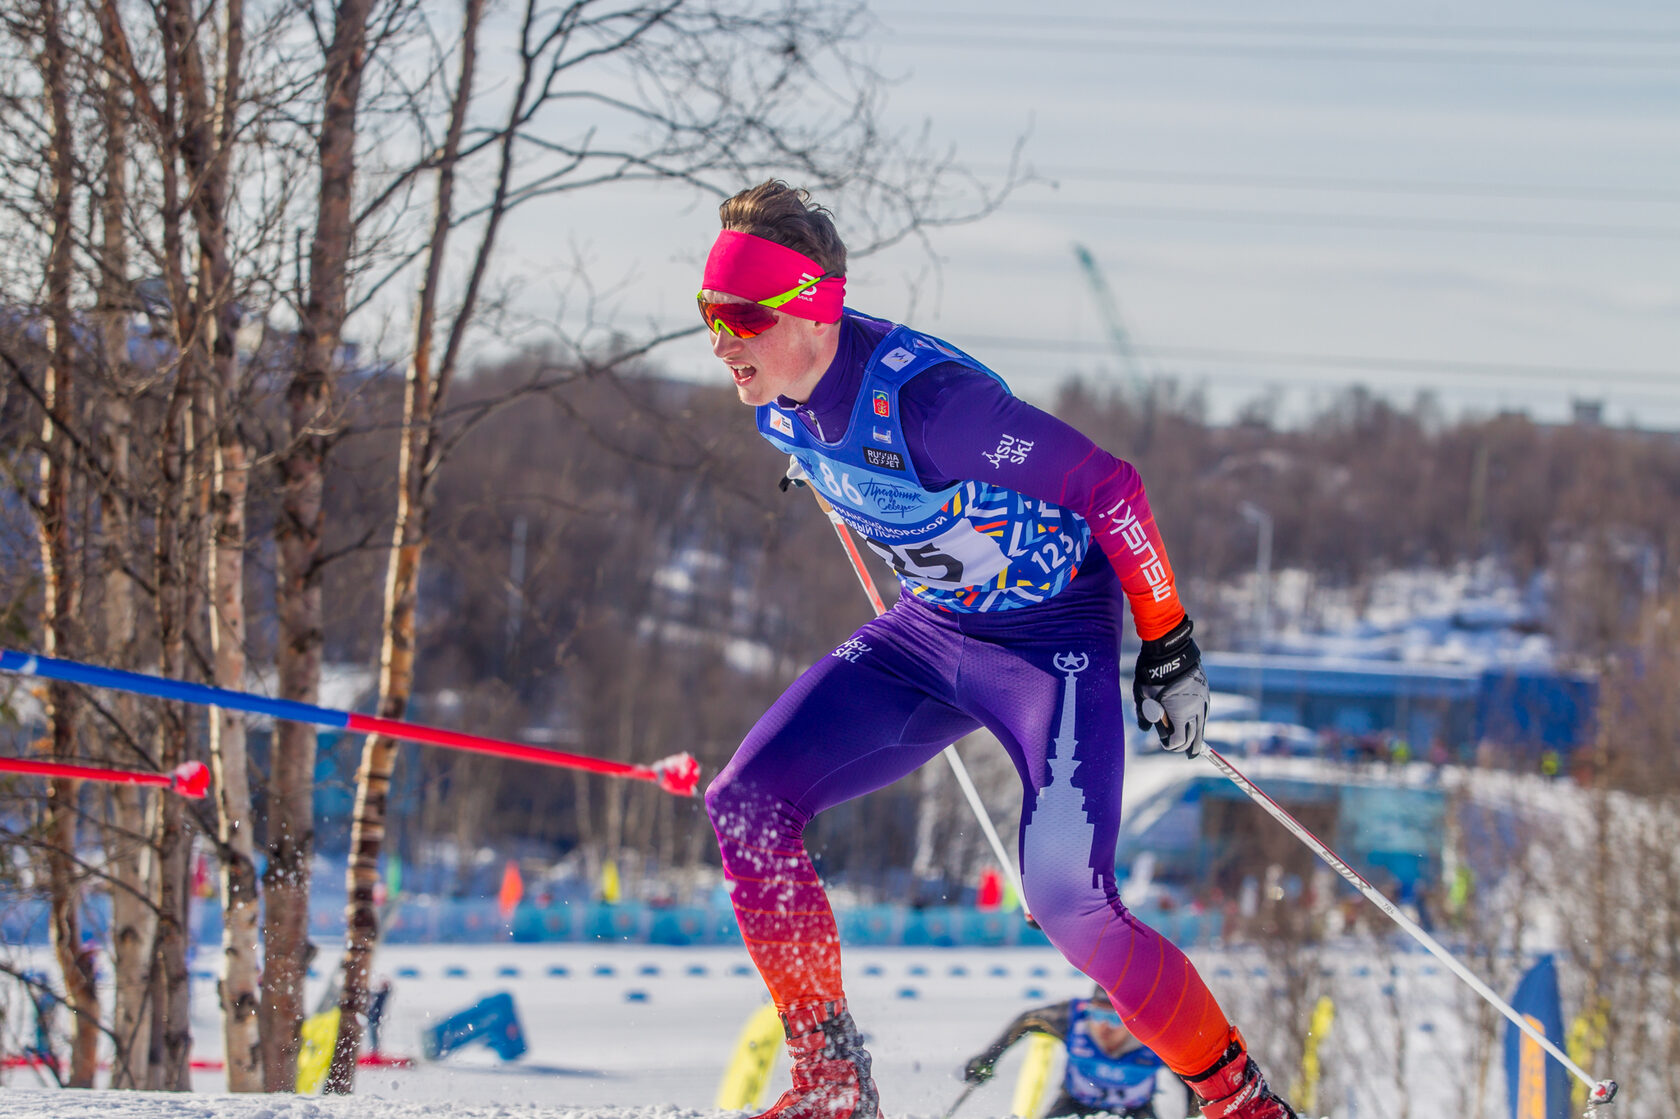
[2,940,1491,1119]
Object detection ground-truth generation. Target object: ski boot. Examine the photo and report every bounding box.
[1185,1032,1299,1119]
[754,998,880,1119]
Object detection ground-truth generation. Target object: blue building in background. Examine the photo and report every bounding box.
[1117,764,1448,901]
[1203,653,1595,762]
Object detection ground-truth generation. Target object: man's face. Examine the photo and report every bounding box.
[1087,1008,1134,1057]
[703,292,834,407]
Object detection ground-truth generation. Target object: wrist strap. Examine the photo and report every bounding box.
[1142,615,1194,656]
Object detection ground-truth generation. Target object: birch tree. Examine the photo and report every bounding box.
[92,0,158,1086]
[152,0,265,1086]
[24,0,103,1087]
[324,0,482,1087]
[264,0,385,1089]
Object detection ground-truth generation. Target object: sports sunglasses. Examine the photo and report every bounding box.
[697,272,837,339]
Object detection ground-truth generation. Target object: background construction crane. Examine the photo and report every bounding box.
[1072,243,1148,396]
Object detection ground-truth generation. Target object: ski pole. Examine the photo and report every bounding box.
[0,755,210,798]
[1201,745,1618,1114]
[941,1080,979,1119]
[0,649,700,797]
[787,460,1025,907]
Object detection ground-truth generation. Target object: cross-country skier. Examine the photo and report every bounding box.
[700,180,1299,1119]
[960,985,1182,1119]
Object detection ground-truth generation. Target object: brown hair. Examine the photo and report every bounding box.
[718,180,847,276]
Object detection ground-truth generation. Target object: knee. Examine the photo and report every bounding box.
[702,768,742,835]
[1021,873,1126,946]
[704,764,798,845]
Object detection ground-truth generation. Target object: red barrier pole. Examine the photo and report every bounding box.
[1,648,700,797]
[0,756,210,798]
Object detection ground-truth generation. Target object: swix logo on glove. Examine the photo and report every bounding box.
[1146,656,1184,681]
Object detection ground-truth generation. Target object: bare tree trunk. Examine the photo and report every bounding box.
[149,349,199,1094]
[208,409,260,1090]
[93,14,159,1076]
[205,378,260,1091]
[278,0,377,1094]
[327,0,481,1090]
[102,511,158,1097]
[263,502,324,1090]
[149,798,194,1090]
[260,0,362,1069]
[34,0,101,1087]
[160,0,261,1086]
[127,4,205,1082]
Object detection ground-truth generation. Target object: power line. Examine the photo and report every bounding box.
[977,166,1680,207]
[885,12,1680,47]
[957,334,1678,389]
[894,31,1680,69]
[1006,199,1680,240]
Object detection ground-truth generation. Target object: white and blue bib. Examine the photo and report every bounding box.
[757,314,1090,613]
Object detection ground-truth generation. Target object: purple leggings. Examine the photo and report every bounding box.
[704,562,1234,1076]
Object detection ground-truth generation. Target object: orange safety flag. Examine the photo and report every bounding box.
[497,860,524,920]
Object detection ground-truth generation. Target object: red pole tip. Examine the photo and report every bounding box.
[651,753,701,797]
[171,761,211,798]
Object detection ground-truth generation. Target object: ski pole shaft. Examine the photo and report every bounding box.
[1203,746,1617,1109]
[0,755,210,798]
[817,495,888,615]
[942,1080,978,1119]
[0,649,699,797]
[793,468,1025,905]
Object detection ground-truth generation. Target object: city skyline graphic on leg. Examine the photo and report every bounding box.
[1023,651,1099,896]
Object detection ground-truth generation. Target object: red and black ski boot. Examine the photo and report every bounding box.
[1185,1032,1299,1119]
[754,998,881,1119]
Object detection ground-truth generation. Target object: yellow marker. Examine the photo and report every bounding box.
[295,1007,341,1093]
[1568,1000,1609,1114]
[1010,1032,1060,1119]
[716,1001,784,1109]
[1293,996,1335,1114]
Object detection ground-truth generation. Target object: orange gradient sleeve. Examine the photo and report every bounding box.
[1067,454,1186,640]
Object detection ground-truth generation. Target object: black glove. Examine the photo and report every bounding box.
[963,1054,996,1084]
[1133,616,1209,758]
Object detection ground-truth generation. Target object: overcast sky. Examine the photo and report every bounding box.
[495,0,1680,427]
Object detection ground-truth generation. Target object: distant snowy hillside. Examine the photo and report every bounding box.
[1215,560,1555,668]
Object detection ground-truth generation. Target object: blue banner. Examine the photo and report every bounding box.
[1504,954,1569,1119]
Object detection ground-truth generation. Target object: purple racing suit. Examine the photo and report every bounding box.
[705,311,1235,1079]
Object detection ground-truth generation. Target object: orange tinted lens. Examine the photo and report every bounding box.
[699,298,778,339]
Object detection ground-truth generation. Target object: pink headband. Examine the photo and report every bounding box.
[702,230,846,322]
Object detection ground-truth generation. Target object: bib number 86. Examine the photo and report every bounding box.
[818,462,864,506]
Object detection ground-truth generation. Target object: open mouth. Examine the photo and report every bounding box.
[728,363,756,386]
